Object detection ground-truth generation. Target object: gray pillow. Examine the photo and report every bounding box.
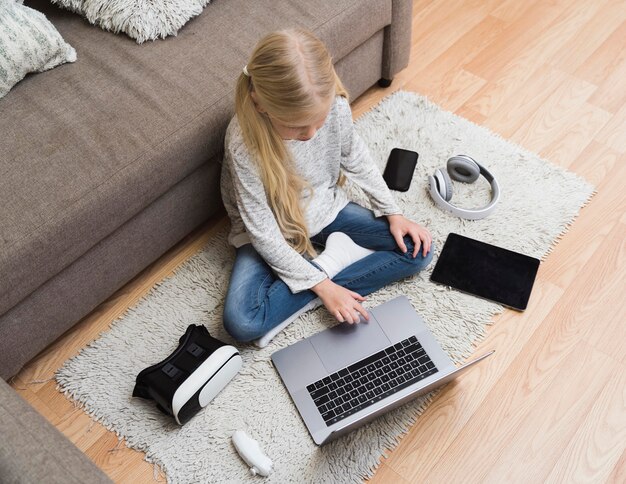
[51,0,212,44]
[0,0,77,99]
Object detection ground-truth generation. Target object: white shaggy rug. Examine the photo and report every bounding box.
[56,91,594,483]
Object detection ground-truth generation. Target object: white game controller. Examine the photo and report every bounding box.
[232,430,273,477]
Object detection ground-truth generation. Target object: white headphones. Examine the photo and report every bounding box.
[427,155,500,220]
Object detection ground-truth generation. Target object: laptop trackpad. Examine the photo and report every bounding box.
[309,318,391,373]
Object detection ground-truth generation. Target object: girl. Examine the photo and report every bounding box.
[221,29,433,347]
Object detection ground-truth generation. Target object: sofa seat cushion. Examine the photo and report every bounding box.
[0,378,112,483]
[0,0,392,317]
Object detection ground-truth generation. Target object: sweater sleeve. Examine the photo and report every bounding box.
[338,98,402,217]
[226,146,327,293]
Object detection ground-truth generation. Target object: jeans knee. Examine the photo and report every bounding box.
[402,241,434,273]
[422,242,435,268]
[223,306,260,342]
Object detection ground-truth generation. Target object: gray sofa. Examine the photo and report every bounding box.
[1,0,411,480]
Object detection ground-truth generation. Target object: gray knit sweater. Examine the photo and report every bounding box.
[221,95,401,293]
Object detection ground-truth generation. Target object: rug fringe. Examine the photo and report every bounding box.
[540,188,597,261]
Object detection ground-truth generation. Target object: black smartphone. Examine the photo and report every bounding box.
[382,148,418,192]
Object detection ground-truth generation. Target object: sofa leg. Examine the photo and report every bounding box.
[378,78,393,88]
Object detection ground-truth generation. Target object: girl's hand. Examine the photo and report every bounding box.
[311,278,369,324]
[387,214,432,257]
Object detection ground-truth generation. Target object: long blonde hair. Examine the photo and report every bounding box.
[235,29,348,257]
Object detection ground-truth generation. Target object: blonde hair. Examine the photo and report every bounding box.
[235,29,348,257]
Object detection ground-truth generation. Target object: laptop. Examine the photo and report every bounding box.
[271,295,493,445]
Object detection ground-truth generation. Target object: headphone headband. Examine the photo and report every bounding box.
[427,156,500,220]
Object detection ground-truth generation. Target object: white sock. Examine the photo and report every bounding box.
[254,298,323,348]
[312,232,375,279]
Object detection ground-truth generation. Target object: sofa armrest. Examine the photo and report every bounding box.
[382,0,413,79]
[0,378,112,484]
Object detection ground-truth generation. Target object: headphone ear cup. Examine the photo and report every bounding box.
[434,169,453,202]
[447,155,480,183]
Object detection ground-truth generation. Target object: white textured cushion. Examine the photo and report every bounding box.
[0,0,76,99]
[51,0,212,44]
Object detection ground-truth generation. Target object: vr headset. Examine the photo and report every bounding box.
[133,324,242,425]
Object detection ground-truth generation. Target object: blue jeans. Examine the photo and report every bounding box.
[223,202,434,341]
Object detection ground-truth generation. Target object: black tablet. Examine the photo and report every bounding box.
[430,233,540,311]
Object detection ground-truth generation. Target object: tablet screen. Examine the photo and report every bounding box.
[430,233,540,311]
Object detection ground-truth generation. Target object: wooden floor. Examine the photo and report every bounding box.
[11,0,626,482]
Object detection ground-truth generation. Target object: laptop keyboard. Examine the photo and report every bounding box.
[306,335,438,426]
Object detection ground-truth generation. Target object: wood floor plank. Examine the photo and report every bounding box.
[489,0,541,23]
[476,63,569,139]
[411,0,434,16]
[540,102,612,167]
[430,15,508,74]
[544,368,626,483]
[593,102,626,153]
[537,0,614,69]
[10,376,62,427]
[510,75,597,154]
[465,1,609,120]
[408,14,507,95]
[427,340,613,483]
[607,450,626,484]
[56,409,109,453]
[366,461,410,484]
[482,343,615,483]
[567,141,623,185]
[407,0,501,71]
[84,432,139,483]
[581,221,626,364]
[573,20,626,86]
[34,380,79,420]
[83,430,162,484]
[588,54,626,113]
[463,0,570,82]
[549,2,626,76]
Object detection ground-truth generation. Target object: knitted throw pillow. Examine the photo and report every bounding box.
[0,0,76,99]
[50,0,212,44]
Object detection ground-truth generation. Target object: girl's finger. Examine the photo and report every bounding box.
[418,233,426,257]
[339,308,350,324]
[342,308,356,324]
[355,303,369,321]
[335,310,344,323]
[350,290,366,301]
[393,230,407,253]
[423,232,432,256]
[411,229,421,258]
[406,227,421,258]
